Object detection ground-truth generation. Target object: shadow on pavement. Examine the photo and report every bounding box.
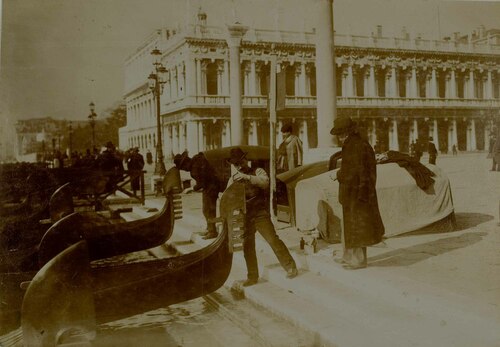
[453,212,494,231]
[368,231,487,267]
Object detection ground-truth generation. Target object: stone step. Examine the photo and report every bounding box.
[169,208,500,347]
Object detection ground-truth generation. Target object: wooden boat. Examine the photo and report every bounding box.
[0,167,183,333]
[20,182,245,346]
[37,166,183,267]
[0,183,75,272]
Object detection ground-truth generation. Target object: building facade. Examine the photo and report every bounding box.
[119,16,500,161]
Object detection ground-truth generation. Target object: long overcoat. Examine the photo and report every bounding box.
[337,132,385,248]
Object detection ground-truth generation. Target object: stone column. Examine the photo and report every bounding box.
[346,64,354,97]
[186,58,196,97]
[224,120,232,146]
[250,60,257,96]
[410,66,418,98]
[196,59,202,96]
[172,123,179,155]
[277,120,284,145]
[371,119,377,147]
[300,119,309,152]
[452,118,458,150]
[198,121,205,152]
[186,120,199,155]
[390,66,398,97]
[166,125,173,156]
[314,0,336,147]
[431,68,438,98]
[469,69,475,98]
[226,23,248,145]
[223,60,230,96]
[250,120,258,145]
[410,118,418,143]
[450,69,457,98]
[179,122,186,152]
[433,119,439,150]
[390,119,399,151]
[487,70,493,99]
[470,119,477,151]
[369,65,377,97]
[299,63,307,96]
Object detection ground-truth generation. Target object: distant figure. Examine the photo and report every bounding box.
[373,140,382,155]
[146,149,153,165]
[492,137,500,172]
[428,137,438,165]
[127,147,145,195]
[414,139,423,162]
[452,144,458,156]
[277,123,303,173]
[96,141,124,192]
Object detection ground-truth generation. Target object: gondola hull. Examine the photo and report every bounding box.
[20,183,245,346]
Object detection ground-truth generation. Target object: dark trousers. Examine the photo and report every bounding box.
[202,186,219,233]
[243,209,296,280]
[429,155,437,165]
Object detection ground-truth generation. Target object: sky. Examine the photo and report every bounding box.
[1,0,499,123]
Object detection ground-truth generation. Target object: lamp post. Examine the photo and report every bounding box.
[148,47,167,176]
[88,101,97,150]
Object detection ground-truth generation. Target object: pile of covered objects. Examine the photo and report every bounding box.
[279,151,455,243]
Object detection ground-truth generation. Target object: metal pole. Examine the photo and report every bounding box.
[269,54,277,223]
[154,76,166,176]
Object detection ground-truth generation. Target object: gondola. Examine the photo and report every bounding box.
[0,183,75,272]
[37,166,183,267]
[20,182,245,346]
[0,167,183,333]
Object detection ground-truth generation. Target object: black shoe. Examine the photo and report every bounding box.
[242,279,258,287]
[286,268,298,279]
[202,232,218,240]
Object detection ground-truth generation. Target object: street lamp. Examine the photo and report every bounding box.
[148,47,167,176]
[88,101,97,150]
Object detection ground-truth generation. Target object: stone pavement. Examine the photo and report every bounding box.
[125,153,500,347]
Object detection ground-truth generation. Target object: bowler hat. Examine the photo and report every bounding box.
[330,117,354,135]
[227,147,247,165]
[281,123,293,133]
[105,141,115,149]
[173,151,190,169]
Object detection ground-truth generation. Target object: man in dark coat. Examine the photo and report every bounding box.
[174,151,223,239]
[428,137,438,165]
[96,141,124,192]
[127,147,145,195]
[331,117,385,269]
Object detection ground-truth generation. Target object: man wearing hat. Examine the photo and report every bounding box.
[96,141,124,192]
[428,137,438,165]
[277,122,303,173]
[226,147,298,286]
[174,151,223,239]
[127,147,145,196]
[330,117,385,269]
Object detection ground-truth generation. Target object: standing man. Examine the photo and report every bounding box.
[226,147,298,286]
[428,137,438,165]
[330,117,385,270]
[127,147,145,196]
[174,151,222,239]
[277,123,303,173]
[146,149,153,165]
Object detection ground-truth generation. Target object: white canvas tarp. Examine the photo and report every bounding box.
[295,163,454,237]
